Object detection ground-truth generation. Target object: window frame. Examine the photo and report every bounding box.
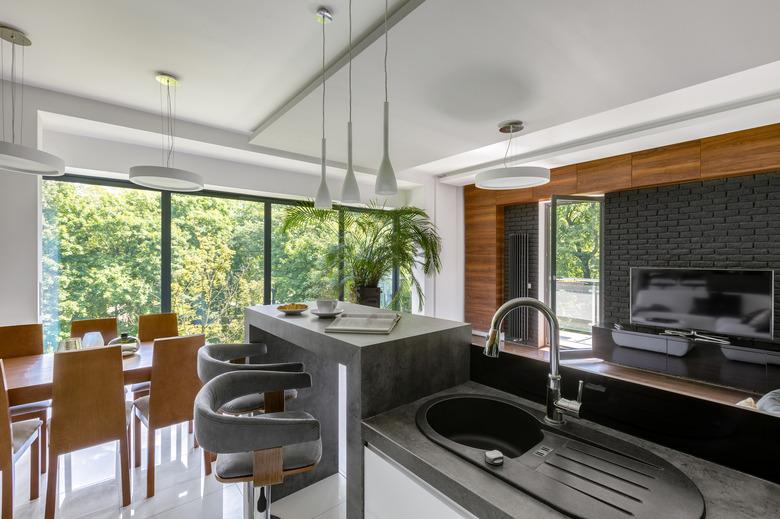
[44,174,402,313]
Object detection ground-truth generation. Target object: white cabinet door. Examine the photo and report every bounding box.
[364,445,477,519]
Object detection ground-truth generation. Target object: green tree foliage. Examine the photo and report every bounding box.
[171,195,265,343]
[42,182,345,350]
[42,182,161,350]
[555,202,600,280]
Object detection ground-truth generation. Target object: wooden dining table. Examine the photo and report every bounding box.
[4,342,154,406]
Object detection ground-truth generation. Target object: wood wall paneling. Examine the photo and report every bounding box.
[700,123,780,179]
[532,165,578,200]
[464,186,500,331]
[495,185,535,206]
[576,155,632,194]
[631,141,701,188]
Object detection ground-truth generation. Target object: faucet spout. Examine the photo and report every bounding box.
[483,297,581,425]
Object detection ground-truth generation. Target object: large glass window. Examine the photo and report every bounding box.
[171,194,264,343]
[41,181,161,351]
[270,203,337,304]
[42,177,409,350]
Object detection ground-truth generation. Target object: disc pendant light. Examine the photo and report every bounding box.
[314,7,333,209]
[374,0,397,196]
[0,25,65,176]
[475,120,550,190]
[340,0,360,203]
[129,74,203,192]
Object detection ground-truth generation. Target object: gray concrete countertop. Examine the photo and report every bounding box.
[363,381,780,519]
[246,303,469,363]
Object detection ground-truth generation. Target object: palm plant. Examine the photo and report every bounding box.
[281,201,441,309]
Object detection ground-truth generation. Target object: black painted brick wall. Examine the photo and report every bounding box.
[604,172,780,339]
[504,203,539,345]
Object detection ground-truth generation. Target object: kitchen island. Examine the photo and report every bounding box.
[245,303,472,519]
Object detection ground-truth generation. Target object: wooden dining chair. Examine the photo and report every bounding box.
[0,359,42,518]
[70,317,119,344]
[133,334,204,498]
[137,313,178,343]
[0,324,49,475]
[45,346,131,519]
[131,313,180,401]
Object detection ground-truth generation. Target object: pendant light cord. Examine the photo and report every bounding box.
[10,43,15,144]
[322,15,326,148]
[348,0,352,123]
[384,0,388,102]
[503,129,514,168]
[1,40,5,142]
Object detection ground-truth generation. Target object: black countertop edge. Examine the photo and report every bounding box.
[362,381,780,519]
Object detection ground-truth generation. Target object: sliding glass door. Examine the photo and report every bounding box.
[550,195,604,346]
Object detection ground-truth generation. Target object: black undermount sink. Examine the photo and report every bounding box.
[416,394,705,519]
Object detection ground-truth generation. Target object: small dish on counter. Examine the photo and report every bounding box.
[311,308,344,319]
[277,303,308,316]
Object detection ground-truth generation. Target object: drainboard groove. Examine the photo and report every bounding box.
[539,466,636,517]
[555,452,651,490]
[544,459,644,503]
[566,444,658,479]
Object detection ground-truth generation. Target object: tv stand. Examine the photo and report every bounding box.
[661,329,731,345]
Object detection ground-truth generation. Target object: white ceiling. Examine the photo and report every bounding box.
[4,0,780,187]
[1,0,406,131]
[251,0,780,174]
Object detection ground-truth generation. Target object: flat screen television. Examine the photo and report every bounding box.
[630,268,774,340]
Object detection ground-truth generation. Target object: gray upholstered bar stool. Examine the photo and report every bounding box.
[197,343,304,476]
[197,343,302,415]
[194,370,321,519]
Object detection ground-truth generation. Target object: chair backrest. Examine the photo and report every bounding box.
[70,317,119,343]
[137,313,179,342]
[0,323,43,358]
[149,334,204,429]
[197,343,304,383]
[0,361,13,462]
[49,346,127,455]
[194,370,317,455]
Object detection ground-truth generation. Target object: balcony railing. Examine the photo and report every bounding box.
[555,277,600,333]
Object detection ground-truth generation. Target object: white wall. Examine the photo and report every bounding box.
[0,173,40,325]
[408,178,464,322]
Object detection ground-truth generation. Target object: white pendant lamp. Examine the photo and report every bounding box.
[0,26,65,176]
[129,74,203,192]
[475,120,550,190]
[340,0,360,203]
[374,0,397,196]
[314,7,333,209]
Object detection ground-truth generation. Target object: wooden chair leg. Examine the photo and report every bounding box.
[118,436,131,507]
[2,461,14,519]
[133,414,141,468]
[41,418,49,474]
[30,434,40,500]
[44,452,58,519]
[146,426,155,498]
[203,449,212,476]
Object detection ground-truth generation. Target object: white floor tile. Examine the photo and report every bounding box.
[8,431,346,519]
[313,502,347,519]
[267,474,346,519]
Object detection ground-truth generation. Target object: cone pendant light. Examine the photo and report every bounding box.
[374,0,397,196]
[314,7,333,209]
[340,0,360,203]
